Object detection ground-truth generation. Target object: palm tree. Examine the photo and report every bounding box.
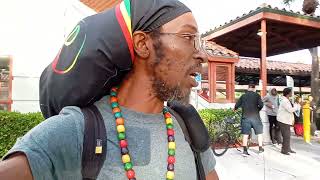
[283,0,319,14]
[283,0,320,133]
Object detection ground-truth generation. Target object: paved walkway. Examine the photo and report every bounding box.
[215,136,320,180]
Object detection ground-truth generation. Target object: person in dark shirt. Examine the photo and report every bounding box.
[234,84,264,156]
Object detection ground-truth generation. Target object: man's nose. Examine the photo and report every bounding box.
[194,50,208,64]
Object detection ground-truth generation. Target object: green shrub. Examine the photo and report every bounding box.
[0,111,44,158]
[199,109,241,142]
[0,109,241,157]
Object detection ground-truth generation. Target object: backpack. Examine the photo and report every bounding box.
[39,9,132,119]
[80,101,210,180]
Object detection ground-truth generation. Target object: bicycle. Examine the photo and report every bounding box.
[211,113,252,156]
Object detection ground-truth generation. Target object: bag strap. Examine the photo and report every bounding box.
[81,105,107,180]
[167,106,206,180]
[167,107,191,144]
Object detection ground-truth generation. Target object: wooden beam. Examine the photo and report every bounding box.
[268,31,300,49]
[203,12,264,40]
[260,20,267,97]
[208,56,239,63]
[204,11,320,46]
[230,30,256,50]
[264,12,320,29]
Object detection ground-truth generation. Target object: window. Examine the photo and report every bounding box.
[201,61,236,103]
[0,56,12,111]
[216,66,229,101]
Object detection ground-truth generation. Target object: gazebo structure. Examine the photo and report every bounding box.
[201,42,239,103]
[203,4,320,97]
[235,58,311,96]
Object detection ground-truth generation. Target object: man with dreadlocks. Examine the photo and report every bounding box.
[0,0,218,180]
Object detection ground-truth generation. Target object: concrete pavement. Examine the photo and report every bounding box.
[215,136,320,180]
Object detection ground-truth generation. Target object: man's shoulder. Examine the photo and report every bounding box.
[54,106,84,127]
[249,91,261,97]
[30,106,85,141]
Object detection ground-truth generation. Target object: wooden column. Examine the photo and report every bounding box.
[260,20,267,97]
[231,64,236,103]
[208,62,215,103]
[226,64,232,102]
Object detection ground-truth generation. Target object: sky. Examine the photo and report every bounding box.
[181,0,320,64]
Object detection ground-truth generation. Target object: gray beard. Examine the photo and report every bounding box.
[152,78,191,105]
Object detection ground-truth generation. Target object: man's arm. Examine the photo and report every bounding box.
[257,95,264,110]
[262,96,273,108]
[0,153,33,180]
[234,96,242,110]
[0,106,83,180]
[206,169,219,180]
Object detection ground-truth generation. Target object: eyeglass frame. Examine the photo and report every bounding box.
[145,31,207,53]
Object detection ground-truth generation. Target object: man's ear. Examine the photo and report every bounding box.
[132,31,150,59]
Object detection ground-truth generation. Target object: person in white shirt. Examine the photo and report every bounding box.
[277,88,300,155]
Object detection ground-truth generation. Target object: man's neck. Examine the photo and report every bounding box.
[116,71,164,114]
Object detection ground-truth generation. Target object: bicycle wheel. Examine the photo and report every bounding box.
[212,131,231,156]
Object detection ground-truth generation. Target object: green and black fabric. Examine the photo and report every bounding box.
[39,0,191,118]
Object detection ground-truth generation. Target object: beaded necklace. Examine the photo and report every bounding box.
[109,87,176,180]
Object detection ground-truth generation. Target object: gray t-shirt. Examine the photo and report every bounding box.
[3,96,216,180]
[263,94,279,116]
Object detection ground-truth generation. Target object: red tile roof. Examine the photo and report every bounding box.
[236,57,311,76]
[205,41,239,58]
[203,4,320,37]
[80,0,121,12]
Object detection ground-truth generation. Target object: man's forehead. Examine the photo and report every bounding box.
[161,12,198,32]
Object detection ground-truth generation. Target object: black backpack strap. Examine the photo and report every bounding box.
[167,105,206,180]
[81,105,107,180]
[167,107,192,144]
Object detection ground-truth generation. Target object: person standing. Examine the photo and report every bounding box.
[293,96,303,136]
[263,88,281,144]
[234,83,264,156]
[277,88,300,155]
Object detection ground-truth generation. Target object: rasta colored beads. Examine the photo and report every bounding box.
[124,162,133,170]
[116,118,124,125]
[117,125,126,133]
[110,87,176,179]
[168,136,175,142]
[111,102,119,108]
[121,147,129,155]
[163,106,176,180]
[126,170,135,179]
[167,156,175,164]
[118,132,126,140]
[167,129,174,136]
[168,142,176,150]
[122,154,131,163]
[167,164,174,171]
[166,118,173,124]
[168,149,175,156]
[120,140,128,148]
[166,171,175,179]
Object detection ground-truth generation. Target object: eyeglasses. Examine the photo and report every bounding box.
[157,32,207,53]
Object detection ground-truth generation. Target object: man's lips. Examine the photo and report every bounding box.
[188,72,200,87]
